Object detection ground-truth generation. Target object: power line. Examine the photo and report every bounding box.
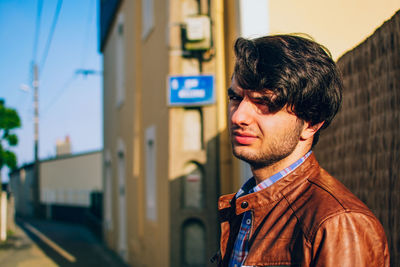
[32,0,43,63]
[39,0,63,75]
[40,72,78,116]
[39,0,101,118]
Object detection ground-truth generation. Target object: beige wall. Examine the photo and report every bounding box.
[102,0,137,262]
[102,0,138,258]
[39,151,102,207]
[269,0,400,60]
[102,4,118,251]
[138,0,170,265]
[102,0,227,265]
[102,0,170,265]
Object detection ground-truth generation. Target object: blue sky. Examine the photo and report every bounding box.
[0,0,103,181]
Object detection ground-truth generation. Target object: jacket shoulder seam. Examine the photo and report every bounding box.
[280,177,344,243]
[310,209,380,243]
[307,178,346,210]
[281,178,371,244]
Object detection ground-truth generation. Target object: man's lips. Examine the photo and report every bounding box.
[232,131,258,145]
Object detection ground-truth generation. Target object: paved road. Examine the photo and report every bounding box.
[0,217,130,267]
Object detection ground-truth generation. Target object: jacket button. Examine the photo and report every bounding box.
[241,201,248,209]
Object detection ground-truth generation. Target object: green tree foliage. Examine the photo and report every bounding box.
[0,99,21,171]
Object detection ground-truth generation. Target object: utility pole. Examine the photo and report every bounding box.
[33,63,40,217]
[33,64,39,168]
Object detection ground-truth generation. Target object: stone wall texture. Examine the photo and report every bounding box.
[314,10,400,265]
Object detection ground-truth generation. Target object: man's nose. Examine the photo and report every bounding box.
[230,99,254,126]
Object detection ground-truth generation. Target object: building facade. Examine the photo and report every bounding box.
[100,0,237,265]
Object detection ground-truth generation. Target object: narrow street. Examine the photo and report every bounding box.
[0,217,129,267]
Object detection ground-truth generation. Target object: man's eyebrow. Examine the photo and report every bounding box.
[252,95,271,101]
[249,90,276,101]
[227,87,237,95]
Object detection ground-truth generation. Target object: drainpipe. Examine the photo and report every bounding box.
[214,0,231,195]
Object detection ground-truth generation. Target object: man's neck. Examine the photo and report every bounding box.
[251,146,311,185]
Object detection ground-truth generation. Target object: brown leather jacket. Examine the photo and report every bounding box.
[217,154,390,266]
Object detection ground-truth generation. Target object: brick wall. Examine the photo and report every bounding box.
[315,10,400,265]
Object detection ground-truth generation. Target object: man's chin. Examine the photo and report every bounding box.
[232,146,283,168]
[232,146,257,163]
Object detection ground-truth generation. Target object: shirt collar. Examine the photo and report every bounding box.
[236,151,313,198]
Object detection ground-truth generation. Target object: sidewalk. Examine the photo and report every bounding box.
[0,218,130,267]
[0,221,57,267]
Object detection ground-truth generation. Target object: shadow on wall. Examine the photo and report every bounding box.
[170,129,228,267]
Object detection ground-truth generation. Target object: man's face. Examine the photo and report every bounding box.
[228,76,304,167]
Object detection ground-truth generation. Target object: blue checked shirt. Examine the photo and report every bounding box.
[228,151,312,267]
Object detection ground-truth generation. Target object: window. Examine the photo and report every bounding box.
[183,108,203,151]
[104,150,113,230]
[142,0,154,40]
[116,13,125,107]
[145,125,157,221]
[183,162,203,209]
[117,140,127,261]
[183,220,206,265]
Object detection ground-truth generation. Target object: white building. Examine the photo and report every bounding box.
[10,150,102,224]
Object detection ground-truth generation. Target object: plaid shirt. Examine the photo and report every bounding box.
[228,151,312,267]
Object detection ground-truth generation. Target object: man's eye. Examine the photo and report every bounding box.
[228,95,242,101]
[227,88,242,102]
[248,98,272,113]
[253,98,268,105]
[252,96,274,107]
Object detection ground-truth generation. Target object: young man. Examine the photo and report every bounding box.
[216,35,389,266]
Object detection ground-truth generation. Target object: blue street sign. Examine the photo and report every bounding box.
[168,75,215,106]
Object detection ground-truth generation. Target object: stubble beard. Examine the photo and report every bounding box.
[231,123,303,170]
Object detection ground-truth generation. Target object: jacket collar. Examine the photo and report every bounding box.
[218,153,320,215]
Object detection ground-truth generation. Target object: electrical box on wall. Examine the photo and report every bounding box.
[182,15,211,51]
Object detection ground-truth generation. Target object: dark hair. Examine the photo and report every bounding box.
[233,34,343,146]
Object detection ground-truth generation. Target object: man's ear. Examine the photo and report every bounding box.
[300,121,324,140]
